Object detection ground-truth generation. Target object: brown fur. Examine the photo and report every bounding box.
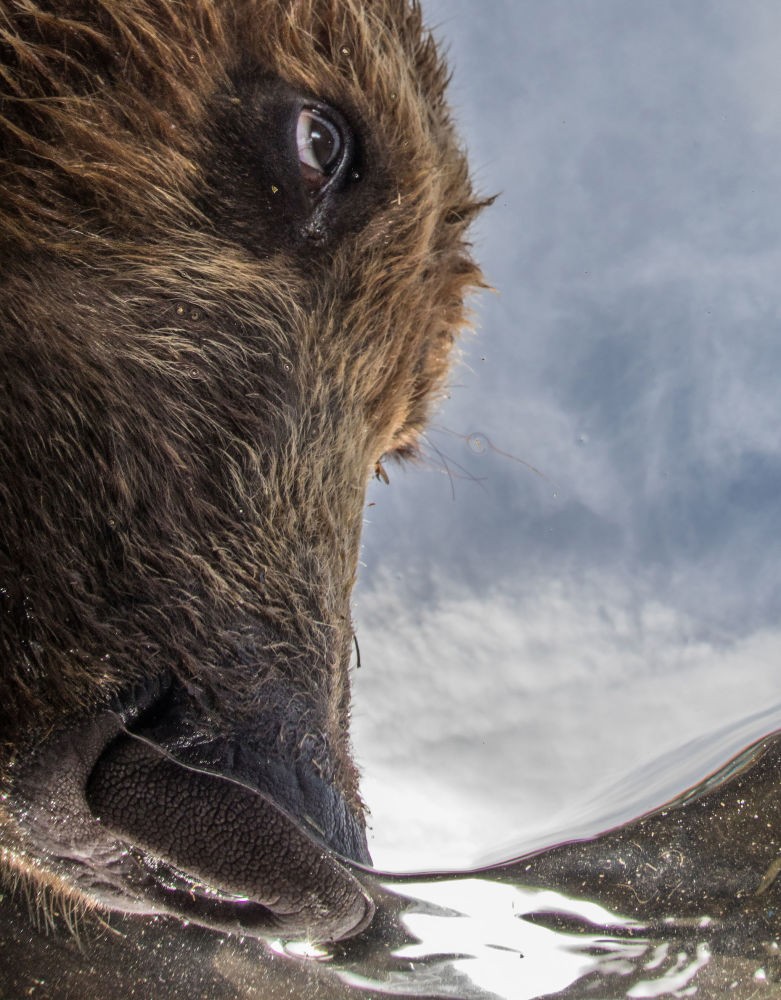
[0,0,485,928]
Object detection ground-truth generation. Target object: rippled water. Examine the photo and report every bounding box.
[326,724,781,1000]
[4,720,780,998]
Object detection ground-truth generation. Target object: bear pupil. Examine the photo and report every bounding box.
[310,124,335,170]
[298,109,341,176]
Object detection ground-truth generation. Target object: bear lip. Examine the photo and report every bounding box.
[7,678,374,943]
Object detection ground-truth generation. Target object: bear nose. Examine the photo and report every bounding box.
[86,729,374,943]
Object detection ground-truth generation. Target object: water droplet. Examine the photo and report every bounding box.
[305,221,325,241]
[175,304,185,316]
[340,45,350,57]
[188,308,201,321]
[282,361,293,374]
[467,433,486,455]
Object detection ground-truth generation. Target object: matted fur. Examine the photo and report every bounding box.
[0,0,485,920]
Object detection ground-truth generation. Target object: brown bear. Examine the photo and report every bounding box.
[0,0,485,947]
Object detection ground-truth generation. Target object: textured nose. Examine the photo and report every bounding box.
[86,732,374,942]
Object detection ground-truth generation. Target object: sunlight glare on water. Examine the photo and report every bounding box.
[625,943,710,999]
[389,880,642,999]
[337,878,649,998]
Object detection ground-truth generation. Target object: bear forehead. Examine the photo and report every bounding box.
[0,0,473,254]
[1,0,486,461]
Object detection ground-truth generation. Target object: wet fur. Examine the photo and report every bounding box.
[0,0,484,922]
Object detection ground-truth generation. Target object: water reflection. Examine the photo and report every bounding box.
[329,726,781,998]
[340,881,642,998]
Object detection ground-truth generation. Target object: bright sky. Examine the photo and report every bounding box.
[351,0,781,871]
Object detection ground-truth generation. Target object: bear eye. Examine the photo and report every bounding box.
[296,107,344,192]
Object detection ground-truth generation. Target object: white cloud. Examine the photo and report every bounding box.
[353,572,781,870]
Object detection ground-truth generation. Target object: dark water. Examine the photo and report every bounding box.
[4,721,781,999]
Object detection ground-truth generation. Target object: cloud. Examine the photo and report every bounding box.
[352,571,781,870]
